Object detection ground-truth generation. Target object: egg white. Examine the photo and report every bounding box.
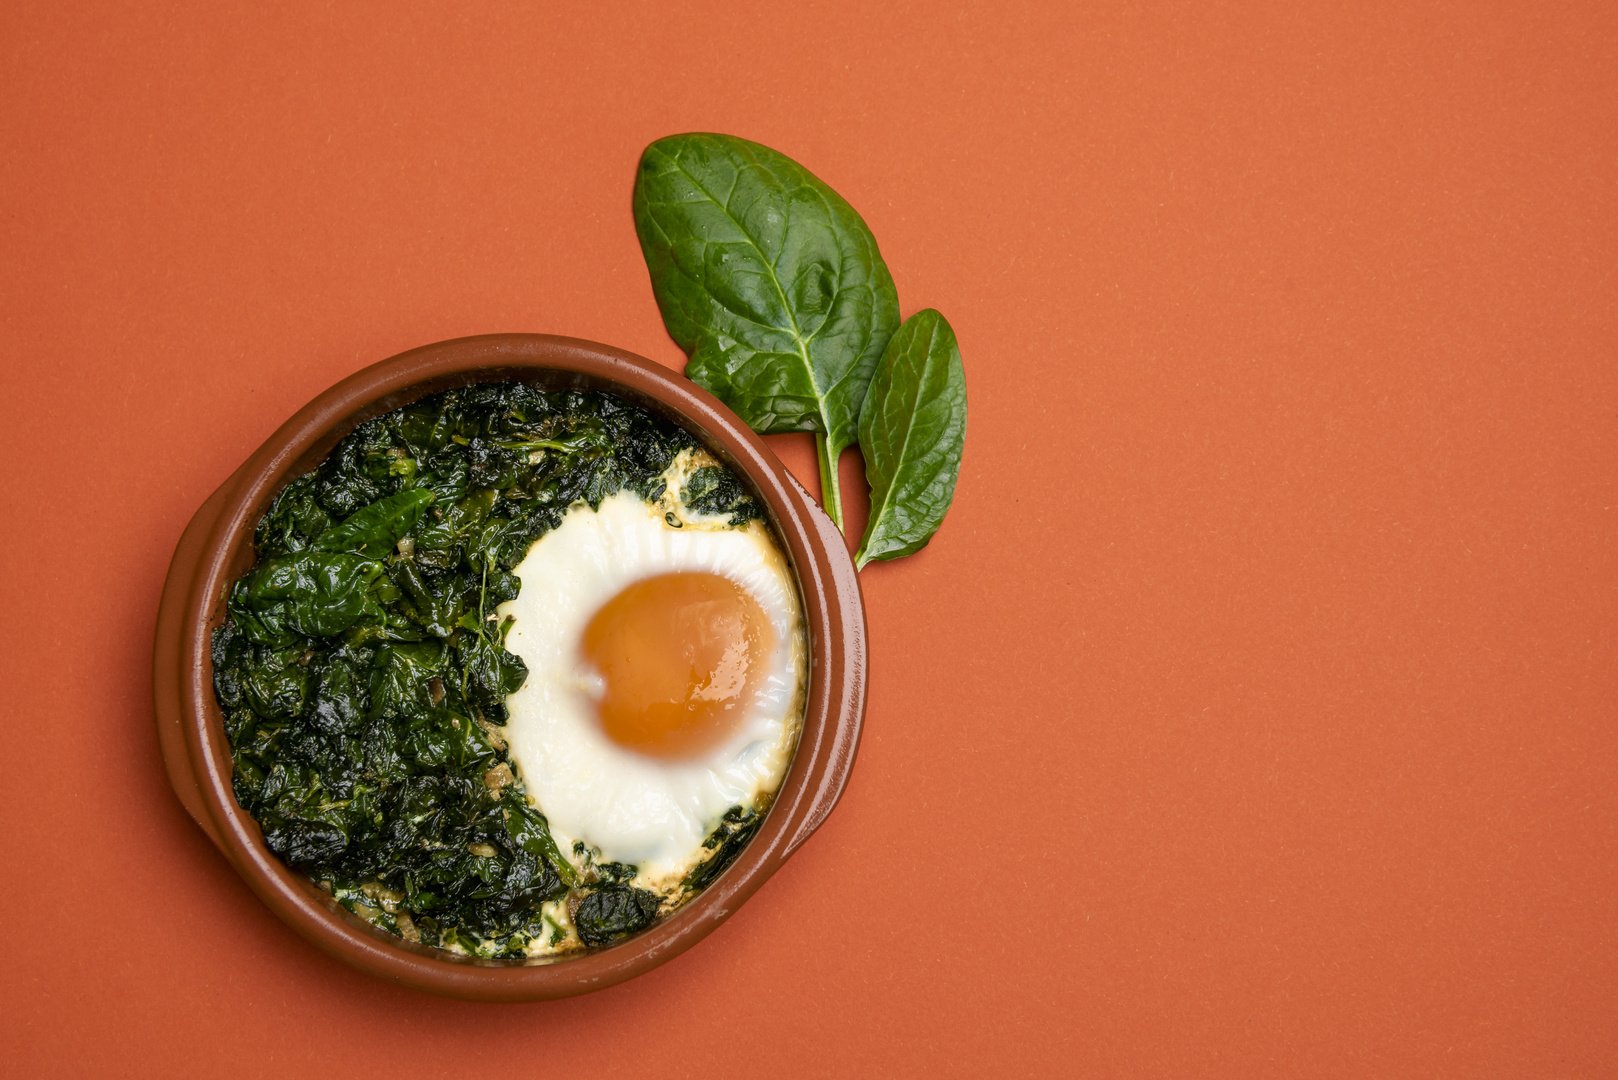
[497,458,806,895]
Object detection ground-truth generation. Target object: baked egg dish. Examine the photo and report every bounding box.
[212,383,806,958]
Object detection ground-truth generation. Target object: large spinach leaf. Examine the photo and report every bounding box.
[855,309,967,568]
[632,133,899,530]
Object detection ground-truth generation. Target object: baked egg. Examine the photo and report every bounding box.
[498,449,807,915]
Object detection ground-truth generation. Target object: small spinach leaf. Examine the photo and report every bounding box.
[854,309,967,568]
[456,625,528,722]
[305,648,371,736]
[368,641,449,720]
[240,646,310,720]
[632,133,900,530]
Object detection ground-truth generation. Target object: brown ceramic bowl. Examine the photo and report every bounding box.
[153,333,867,1001]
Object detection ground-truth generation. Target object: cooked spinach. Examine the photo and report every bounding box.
[681,804,764,893]
[233,552,385,641]
[680,464,764,526]
[314,488,435,557]
[574,886,662,946]
[214,382,765,957]
[632,132,900,531]
[855,309,968,568]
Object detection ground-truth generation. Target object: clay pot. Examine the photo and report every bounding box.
[152,334,867,1001]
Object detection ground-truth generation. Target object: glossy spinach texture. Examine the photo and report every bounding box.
[213,382,756,958]
[633,132,899,530]
[574,886,662,946]
[855,309,968,568]
[680,804,764,893]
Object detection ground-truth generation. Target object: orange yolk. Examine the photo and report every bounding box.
[581,571,775,761]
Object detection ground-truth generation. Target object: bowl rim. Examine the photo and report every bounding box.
[152,333,868,1001]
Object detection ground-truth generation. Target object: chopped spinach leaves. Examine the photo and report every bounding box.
[214,383,769,958]
[681,804,764,893]
[681,465,764,526]
[574,886,662,946]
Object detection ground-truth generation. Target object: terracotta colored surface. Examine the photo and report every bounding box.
[1,0,1613,1075]
[152,334,868,1000]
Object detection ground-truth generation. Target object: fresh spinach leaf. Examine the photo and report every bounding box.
[632,132,900,530]
[854,309,967,568]
[315,488,435,557]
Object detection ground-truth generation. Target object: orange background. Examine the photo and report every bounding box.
[2,2,1614,1076]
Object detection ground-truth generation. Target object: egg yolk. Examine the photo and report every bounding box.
[581,571,775,761]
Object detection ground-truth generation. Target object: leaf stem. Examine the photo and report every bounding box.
[815,433,845,533]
